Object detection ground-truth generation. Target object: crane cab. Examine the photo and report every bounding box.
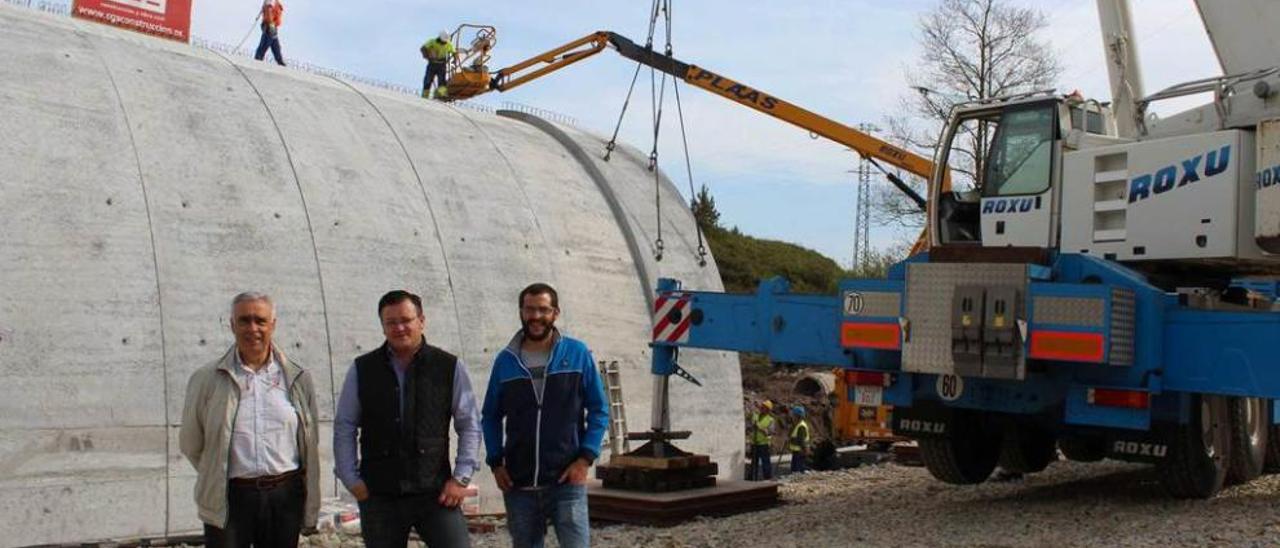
[928,93,1118,254]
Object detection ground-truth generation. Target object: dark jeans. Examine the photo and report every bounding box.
[423,62,447,96]
[203,474,305,548]
[502,483,589,548]
[750,444,773,480]
[358,493,470,548]
[254,26,285,66]
[791,451,807,473]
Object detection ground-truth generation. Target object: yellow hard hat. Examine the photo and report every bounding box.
[761,400,774,410]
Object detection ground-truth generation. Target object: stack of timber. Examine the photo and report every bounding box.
[588,430,779,526]
[595,436,718,492]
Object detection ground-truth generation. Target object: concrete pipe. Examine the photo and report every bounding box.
[794,372,837,398]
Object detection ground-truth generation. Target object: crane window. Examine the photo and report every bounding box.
[984,105,1055,197]
[1070,107,1105,135]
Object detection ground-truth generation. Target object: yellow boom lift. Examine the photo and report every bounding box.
[446,30,943,208]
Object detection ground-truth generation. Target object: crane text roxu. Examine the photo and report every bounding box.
[1128,146,1231,204]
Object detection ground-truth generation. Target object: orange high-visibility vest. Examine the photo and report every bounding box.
[262,1,284,28]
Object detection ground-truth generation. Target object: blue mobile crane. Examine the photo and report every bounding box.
[648,0,1280,498]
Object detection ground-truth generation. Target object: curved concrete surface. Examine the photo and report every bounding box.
[0,5,743,545]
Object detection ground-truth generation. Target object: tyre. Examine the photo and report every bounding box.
[1225,397,1268,485]
[920,411,1000,484]
[1265,400,1280,473]
[812,440,838,471]
[1157,394,1231,498]
[997,424,1057,473]
[1057,436,1106,462]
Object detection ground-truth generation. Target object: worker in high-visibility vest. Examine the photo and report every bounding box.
[749,400,776,480]
[789,405,812,473]
[420,30,456,99]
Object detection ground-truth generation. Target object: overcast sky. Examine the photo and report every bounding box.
[78,0,1225,266]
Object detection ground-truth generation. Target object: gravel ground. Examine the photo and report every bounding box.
[304,460,1280,547]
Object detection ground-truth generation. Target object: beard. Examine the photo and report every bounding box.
[522,318,554,341]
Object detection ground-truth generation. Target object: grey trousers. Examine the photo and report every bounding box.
[358,493,470,548]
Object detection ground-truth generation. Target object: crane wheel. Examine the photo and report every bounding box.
[997,424,1057,474]
[1157,394,1231,498]
[1057,436,1106,462]
[1225,397,1268,485]
[919,411,1000,484]
[1266,400,1280,473]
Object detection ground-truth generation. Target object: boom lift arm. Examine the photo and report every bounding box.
[448,31,941,208]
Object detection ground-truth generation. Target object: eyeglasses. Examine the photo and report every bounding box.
[381,317,420,329]
[520,306,556,317]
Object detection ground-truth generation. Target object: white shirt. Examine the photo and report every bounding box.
[227,352,301,479]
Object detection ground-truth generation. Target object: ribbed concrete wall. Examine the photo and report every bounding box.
[0,5,743,546]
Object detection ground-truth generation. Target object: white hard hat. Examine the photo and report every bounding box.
[439,31,450,42]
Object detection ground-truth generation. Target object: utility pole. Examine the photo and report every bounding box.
[852,123,879,272]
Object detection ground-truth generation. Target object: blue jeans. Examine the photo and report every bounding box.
[502,483,589,548]
[254,26,284,66]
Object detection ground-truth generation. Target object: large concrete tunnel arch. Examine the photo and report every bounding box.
[0,5,743,545]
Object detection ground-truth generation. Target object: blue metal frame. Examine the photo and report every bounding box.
[1026,282,1113,362]
[651,251,1280,433]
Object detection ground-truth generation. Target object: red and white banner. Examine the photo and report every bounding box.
[72,0,193,43]
[652,293,692,344]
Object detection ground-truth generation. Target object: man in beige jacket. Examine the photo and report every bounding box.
[180,292,321,548]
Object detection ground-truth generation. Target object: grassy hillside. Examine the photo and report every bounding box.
[690,184,903,294]
[703,225,845,294]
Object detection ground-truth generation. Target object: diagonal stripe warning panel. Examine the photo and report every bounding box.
[652,292,692,343]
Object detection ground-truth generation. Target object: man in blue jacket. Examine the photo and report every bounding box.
[481,282,609,548]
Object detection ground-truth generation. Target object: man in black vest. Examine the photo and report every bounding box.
[334,290,481,548]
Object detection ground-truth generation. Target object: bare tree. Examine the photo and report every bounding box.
[875,0,1062,227]
[848,239,914,279]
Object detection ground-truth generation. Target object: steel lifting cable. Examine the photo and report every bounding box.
[647,0,674,172]
[648,41,663,259]
[603,63,645,162]
[670,72,707,266]
[597,0,667,259]
[646,0,682,261]
[643,0,669,260]
[663,2,707,266]
[604,0,663,161]
[234,7,264,53]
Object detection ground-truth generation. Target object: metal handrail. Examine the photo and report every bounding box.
[950,88,1059,111]
[500,101,578,127]
[1136,66,1280,133]
[1140,67,1278,105]
[4,0,503,114]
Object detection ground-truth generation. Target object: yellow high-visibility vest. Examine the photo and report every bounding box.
[750,412,775,445]
[422,38,454,64]
[788,419,811,452]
